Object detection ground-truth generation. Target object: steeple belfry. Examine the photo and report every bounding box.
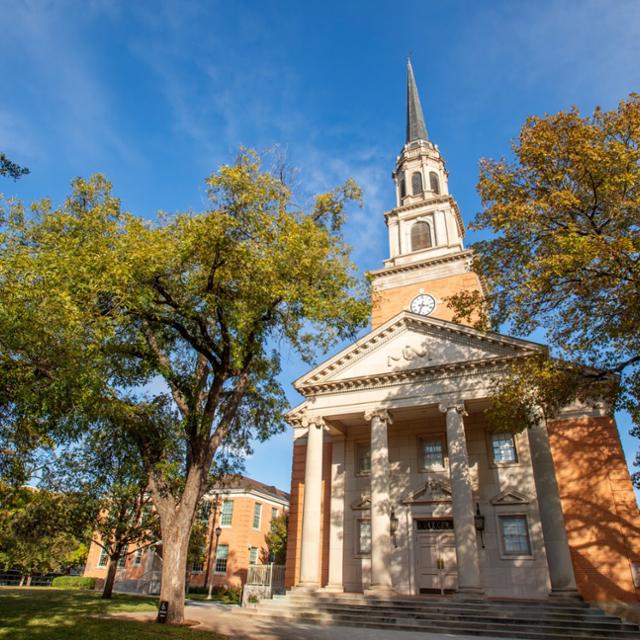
[368,61,485,329]
[406,59,428,143]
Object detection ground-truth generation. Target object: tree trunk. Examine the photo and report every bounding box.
[19,575,25,587]
[158,516,192,624]
[154,465,204,625]
[25,575,32,586]
[102,556,118,599]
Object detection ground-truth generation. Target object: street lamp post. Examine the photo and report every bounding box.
[203,495,219,595]
[207,526,223,600]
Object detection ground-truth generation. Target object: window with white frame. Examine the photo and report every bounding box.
[249,547,259,565]
[97,548,109,568]
[491,432,517,464]
[191,546,205,573]
[117,554,126,568]
[355,442,371,475]
[253,502,262,529]
[133,548,143,566]
[215,544,229,574]
[499,515,531,556]
[419,436,445,470]
[357,519,372,556]
[220,500,234,526]
[411,221,432,251]
[271,507,278,521]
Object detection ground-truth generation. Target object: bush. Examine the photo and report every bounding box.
[50,576,96,590]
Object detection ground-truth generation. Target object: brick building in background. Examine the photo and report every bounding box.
[83,476,289,594]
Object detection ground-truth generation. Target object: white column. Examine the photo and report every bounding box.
[298,415,325,588]
[365,408,394,592]
[527,409,578,594]
[326,436,345,591]
[439,402,482,595]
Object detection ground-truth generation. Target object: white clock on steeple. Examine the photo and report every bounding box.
[410,293,436,316]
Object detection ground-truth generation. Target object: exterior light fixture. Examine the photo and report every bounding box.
[474,503,485,548]
[390,510,399,548]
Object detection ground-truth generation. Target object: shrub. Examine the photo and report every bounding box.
[51,576,97,590]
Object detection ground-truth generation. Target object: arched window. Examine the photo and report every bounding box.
[399,174,406,199]
[411,221,432,252]
[411,171,423,195]
[429,171,440,194]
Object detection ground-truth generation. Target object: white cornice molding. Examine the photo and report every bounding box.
[293,311,546,393]
[369,249,473,281]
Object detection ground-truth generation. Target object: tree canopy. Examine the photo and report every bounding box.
[0,153,29,181]
[0,149,369,622]
[449,94,640,441]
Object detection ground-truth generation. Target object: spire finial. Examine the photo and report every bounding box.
[406,58,428,143]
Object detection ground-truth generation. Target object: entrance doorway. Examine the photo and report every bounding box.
[415,519,457,594]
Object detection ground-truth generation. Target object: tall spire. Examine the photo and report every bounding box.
[406,58,428,143]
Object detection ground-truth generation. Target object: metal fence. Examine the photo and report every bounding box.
[246,564,285,595]
[0,571,62,587]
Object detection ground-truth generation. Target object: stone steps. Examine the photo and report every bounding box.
[245,593,640,640]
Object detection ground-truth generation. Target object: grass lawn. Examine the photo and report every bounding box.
[0,588,227,639]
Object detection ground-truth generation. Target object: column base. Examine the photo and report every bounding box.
[365,584,395,597]
[321,584,344,593]
[549,588,580,599]
[294,582,321,592]
[454,587,484,600]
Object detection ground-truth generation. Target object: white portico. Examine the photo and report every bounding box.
[287,312,577,598]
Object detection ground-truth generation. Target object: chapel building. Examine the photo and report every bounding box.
[284,61,640,605]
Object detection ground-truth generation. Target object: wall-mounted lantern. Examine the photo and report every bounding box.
[474,503,485,549]
[390,510,399,548]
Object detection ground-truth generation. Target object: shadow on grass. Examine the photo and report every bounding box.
[0,588,225,640]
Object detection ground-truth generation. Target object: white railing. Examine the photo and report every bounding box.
[243,563,286,605]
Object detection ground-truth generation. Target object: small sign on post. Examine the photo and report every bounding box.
[157,600,169,623]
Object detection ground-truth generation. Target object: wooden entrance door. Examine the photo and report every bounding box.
[415,519,457,594]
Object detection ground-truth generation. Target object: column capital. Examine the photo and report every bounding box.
[300,412,326,430]
[364,408,393,425]
[438,402,467,416]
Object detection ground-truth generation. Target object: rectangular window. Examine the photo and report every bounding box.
[356,442,371,475]
[500,515,531,555]
[133,548,143,566]
[271,507,278,522]
[97,548,109,568]
[117,554,126,568]
[419,437,445,470]
[491,433,517,464]
[253,502,262,529]
[249,547,258,565]
[215,544,229,574]
[357,519,371,555]
[220,500,234,527]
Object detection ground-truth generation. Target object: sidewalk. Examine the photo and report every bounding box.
[112,600,514,640]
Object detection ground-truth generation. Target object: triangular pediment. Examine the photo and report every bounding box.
[294,312,546,392]
[403,479,452,505]
[490,490,530,506]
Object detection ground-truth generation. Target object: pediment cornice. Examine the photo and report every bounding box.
[293,312,546,397]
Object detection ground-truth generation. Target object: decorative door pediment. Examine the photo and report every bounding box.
[490,490,530,506]
[403,479,452,505]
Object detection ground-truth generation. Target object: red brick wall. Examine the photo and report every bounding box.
[548,416,640,602]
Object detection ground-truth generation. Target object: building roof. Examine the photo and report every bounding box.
[210,474,290,504]
[406,58,428,143]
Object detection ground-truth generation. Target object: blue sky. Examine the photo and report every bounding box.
[2,1,640,496]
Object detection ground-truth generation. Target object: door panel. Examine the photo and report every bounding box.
[415,522,458,594]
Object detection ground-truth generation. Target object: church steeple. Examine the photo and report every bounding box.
[368,60,484,329]
[406,59,428,143]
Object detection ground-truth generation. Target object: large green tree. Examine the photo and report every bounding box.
[449,94,640,452]
[44,427,161,599]
[0,484,88,584]
[0,150,369,622]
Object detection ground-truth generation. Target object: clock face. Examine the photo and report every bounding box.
[410,293,436,316]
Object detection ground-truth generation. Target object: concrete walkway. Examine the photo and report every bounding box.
[112,600,515,640]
